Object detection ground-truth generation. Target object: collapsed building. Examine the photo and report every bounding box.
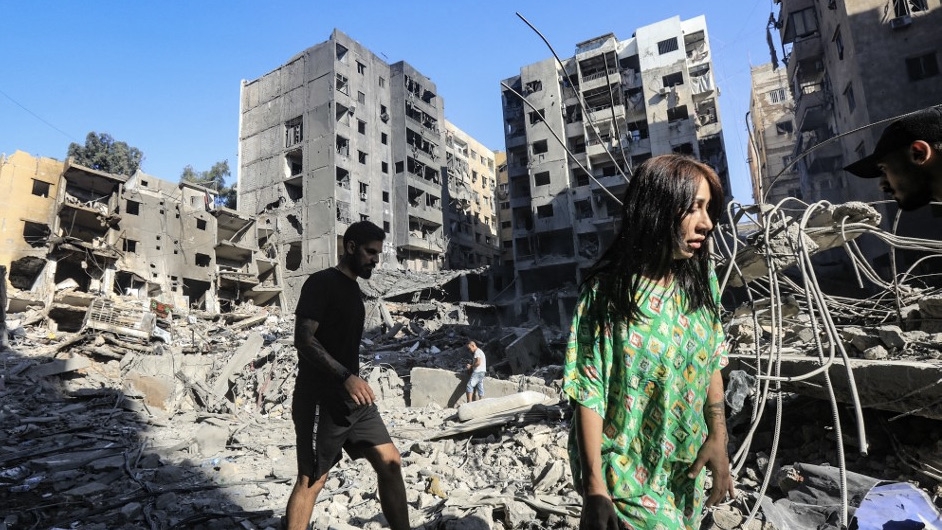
[0,150,281,332]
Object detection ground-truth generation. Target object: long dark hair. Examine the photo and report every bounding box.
[583,154,723,323]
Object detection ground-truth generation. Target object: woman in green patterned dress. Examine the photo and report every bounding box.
[564,154,735,530]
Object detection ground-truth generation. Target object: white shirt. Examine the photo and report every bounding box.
[472,348,486,373]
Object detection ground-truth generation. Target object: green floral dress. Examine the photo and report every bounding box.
[563,272,728,529]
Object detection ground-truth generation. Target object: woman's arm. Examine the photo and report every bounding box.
[688,369,736,507]
[574,404,620,530]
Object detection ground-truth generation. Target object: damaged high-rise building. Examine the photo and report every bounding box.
[238,29,498,308]
[748,62,800,206]
[499,15,731,320]
[0,150,280,331]
[442,120,499,270]
[771,0,942,279]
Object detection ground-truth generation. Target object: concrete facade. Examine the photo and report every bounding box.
[775,0,942,276]
[442,120,499,270]
[238,30,495,308]
[1,151,279,328]
[500,15,731,315]
[0,151,63,292]
[748,63,800,206]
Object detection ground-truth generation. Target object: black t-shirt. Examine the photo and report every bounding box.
[294,267,365,397]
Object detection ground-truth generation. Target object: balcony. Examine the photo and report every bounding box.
[800,130,844,173]
[505,128,527,148]
[403,233,444,254]
[794,83,828,132]
[590,174,628,200]
[579,68,618,92]
[407,202,443,224]
[586,104,624,124]
[586,137,613,158]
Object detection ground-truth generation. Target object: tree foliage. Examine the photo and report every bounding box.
[180,160,236,209]
[67,132,144,176]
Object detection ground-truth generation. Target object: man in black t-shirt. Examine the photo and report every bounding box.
[284,221,409,530]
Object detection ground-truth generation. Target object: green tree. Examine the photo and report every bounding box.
[180,160,236,209]
[67,132,144,176]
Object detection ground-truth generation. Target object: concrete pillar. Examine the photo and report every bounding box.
[514,275,524,320]
[101,266,116,296]
[0,265,8,351]
[460,275,469,301]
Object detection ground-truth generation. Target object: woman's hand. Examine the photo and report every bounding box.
[579,494,620,530]
[687,434,736,507]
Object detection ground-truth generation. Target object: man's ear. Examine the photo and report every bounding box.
[911,140,932,165]
[344,240,357,255]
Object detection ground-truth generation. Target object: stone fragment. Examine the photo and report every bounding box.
[863,345,889,360]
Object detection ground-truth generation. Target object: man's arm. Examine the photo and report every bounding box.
[688,369,735,506]
[294,317,375,406]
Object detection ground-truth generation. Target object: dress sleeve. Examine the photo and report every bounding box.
[563,284,612,419]
[708,268,730,373]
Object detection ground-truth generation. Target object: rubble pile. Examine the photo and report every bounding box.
[4,252,942,528]
[0,293,585,530]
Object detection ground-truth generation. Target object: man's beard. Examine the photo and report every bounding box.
[348,256,374,279]
[895,165,934,211]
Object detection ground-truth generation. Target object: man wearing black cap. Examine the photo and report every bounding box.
[844,106,942,211]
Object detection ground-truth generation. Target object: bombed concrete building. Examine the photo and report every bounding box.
[442,120,499,270]
[775,0,942,203]
[748,63,800,206]
[772,0,942,280]
[775,0,942,206]
[500,15,731,318]
[238,29,499,308]
[0,151,62,300]
[0,151,279,331]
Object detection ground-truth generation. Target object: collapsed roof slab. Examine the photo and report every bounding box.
[726,353,942,421]
[728,201,881,287]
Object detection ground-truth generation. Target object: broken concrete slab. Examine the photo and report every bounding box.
[211,332,265,397]
[27,355,90,378]
[725,353,942,420]
[457,391,556,422]
[408,367,561,409]
[502,327,552,375]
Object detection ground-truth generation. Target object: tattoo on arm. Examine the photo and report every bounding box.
[295,318,351,382]
[705,402,725,422]
[705,401,728,444]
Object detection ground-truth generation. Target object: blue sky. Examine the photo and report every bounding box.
[0,1,774,203]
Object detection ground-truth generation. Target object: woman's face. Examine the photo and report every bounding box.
[674,177,713,260]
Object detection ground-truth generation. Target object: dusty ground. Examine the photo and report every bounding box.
[1,312,939,529]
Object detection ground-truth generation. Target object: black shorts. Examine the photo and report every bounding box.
[291,391,393,479]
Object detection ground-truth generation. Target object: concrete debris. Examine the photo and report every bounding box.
[728,201,881,287]
[4,197,942,529]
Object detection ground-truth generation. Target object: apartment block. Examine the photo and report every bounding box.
[776,0,942,204]
[495,152,512,267]
[239,29,497,308]
[500,15,731,318]
[748,63,800,206]
[0,151,63,295]
[1,150,278,329]
[442,120,499,270]
[775,0,942,277]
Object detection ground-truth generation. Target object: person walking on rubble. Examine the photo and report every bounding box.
[285,221,410,530]
[844,105,942,211]
[464,340,487,403]
[563,154,735,529]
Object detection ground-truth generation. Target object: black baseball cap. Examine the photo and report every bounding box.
[844,106,942,178]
